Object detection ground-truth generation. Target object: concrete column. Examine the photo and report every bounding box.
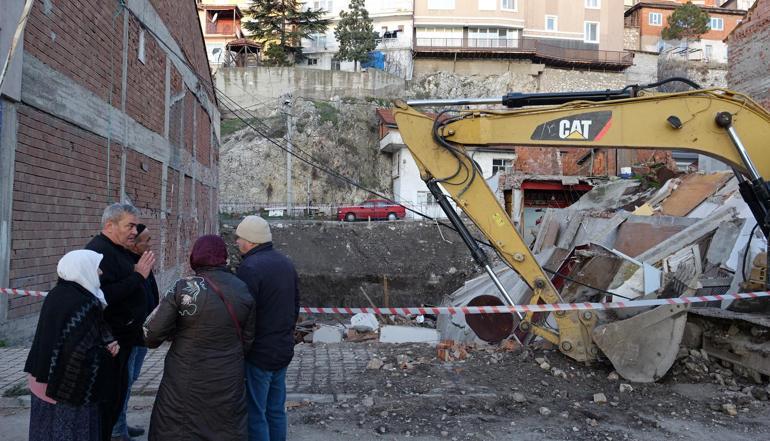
[159,163,168,285]
[0,99,17,320]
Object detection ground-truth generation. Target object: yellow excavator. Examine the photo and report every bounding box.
[392,78,770,382]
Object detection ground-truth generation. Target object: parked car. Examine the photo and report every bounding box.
[337,199,406,222]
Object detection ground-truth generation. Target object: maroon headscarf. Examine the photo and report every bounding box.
[190,235,228,271]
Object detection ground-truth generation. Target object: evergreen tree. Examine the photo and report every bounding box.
[333,0,377,71]
[661,1,710,53]
[244,0,331,66]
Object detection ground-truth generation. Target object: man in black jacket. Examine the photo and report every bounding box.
[110,223,160,440]
[86,203,155,441]
[235,215,299,441]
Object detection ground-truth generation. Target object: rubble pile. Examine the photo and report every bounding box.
[437,171,770,382]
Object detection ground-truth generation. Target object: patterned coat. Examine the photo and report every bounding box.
[144,267,256,441]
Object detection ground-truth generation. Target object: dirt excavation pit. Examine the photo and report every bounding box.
[221,219,479,308]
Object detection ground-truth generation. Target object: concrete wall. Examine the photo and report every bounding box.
[727,0,770,110]
[216,66,408,111]
[0,0,220,345]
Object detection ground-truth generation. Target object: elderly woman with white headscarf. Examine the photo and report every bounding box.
[24,250,120,441]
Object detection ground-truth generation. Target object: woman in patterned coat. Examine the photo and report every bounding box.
[144,235,256,440]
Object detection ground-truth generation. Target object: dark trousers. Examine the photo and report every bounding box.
[100,344,133,441]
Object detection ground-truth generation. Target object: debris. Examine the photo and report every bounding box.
[313,325,344,344]
[619,384,633,393]
[722,403,738,417]
[380,325,440,345]
[437,340,470,362]
[346,329,378,342]
[512,392,526,403]
[593,393,608,404]
[607,372,619,381]
[367,358,384,370]
[351,313,380,332]
[539,407,551,416]
[361,396,374,407]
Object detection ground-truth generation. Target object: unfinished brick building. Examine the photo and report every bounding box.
[727,0,770,109]
[0,0,220,343]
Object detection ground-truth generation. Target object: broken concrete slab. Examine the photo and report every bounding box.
[570,180,642,211]
[380,326,440,345]
[313,325,344,344]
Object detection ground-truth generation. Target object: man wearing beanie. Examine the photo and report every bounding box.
[235,215,299,441]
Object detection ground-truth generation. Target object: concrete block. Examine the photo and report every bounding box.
[379,325,440,345]
[312,325,344,344]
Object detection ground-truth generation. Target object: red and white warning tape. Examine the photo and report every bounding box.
[302,291,770,315]
[2,287,767,315]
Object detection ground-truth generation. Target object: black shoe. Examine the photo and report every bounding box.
[127,426,145,437]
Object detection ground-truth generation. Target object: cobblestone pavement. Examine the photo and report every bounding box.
[1,343,375,399]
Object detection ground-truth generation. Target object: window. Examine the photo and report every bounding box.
[331,59,341,70]
[310,32,327,49]
[492,158,513,175]
[649,12,662,26]
[501,0,516,10]
[479,0,496,10]
[709,17,724,31]
[416,27,463,47]
[311,0,333,11]
[427,0,455,9]
[704,44,713,60]
[307,58,318,65]
[468,27,518,48]
[138,29,146,64]
[585,0,600,8]
[545,15,557,31]
[584,21,599,43]
[418,191,436,205]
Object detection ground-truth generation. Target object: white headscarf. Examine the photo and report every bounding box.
[57,250,108,308]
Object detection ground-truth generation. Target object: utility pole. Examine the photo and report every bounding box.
[284,97,293,217]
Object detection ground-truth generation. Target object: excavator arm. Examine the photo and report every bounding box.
[392,85,770,365]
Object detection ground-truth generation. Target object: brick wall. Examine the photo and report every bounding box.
[125,15,166,133]
[9,105,122,318]
[23,0,124,108]
[149,0,215,101]
[728,0,770,109]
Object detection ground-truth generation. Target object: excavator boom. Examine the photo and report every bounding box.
[392,84,770,377]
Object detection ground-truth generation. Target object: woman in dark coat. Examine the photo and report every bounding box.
[144,235,257,441]
[24,250,120,441]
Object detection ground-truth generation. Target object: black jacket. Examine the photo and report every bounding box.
[237,243,299,371]
[85,233,146,346]
[24,280,114,405]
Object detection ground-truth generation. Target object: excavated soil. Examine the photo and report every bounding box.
[221,218,479,308]
[289,342,770,441]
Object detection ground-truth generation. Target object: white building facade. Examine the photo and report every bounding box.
[301,0,414,79]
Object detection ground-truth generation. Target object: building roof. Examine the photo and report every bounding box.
[624,1,748,16]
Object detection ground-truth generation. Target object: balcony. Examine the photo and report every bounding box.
[414,37,634,70]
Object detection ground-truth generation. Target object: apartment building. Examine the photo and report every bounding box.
[412,0,632,70]
[624,0,748,63]
[300,0,414,78]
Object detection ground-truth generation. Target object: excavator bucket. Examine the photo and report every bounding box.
[592,304,689,382]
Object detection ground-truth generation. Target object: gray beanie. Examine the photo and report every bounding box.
[236,215,272,244]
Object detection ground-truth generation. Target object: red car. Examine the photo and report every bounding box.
[337,199,406,222]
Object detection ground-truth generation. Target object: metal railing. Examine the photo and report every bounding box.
[414,37,633,66]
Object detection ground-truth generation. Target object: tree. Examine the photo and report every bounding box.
[244,0,331,66]
[333,0,377,72]
[661,1,710,54]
